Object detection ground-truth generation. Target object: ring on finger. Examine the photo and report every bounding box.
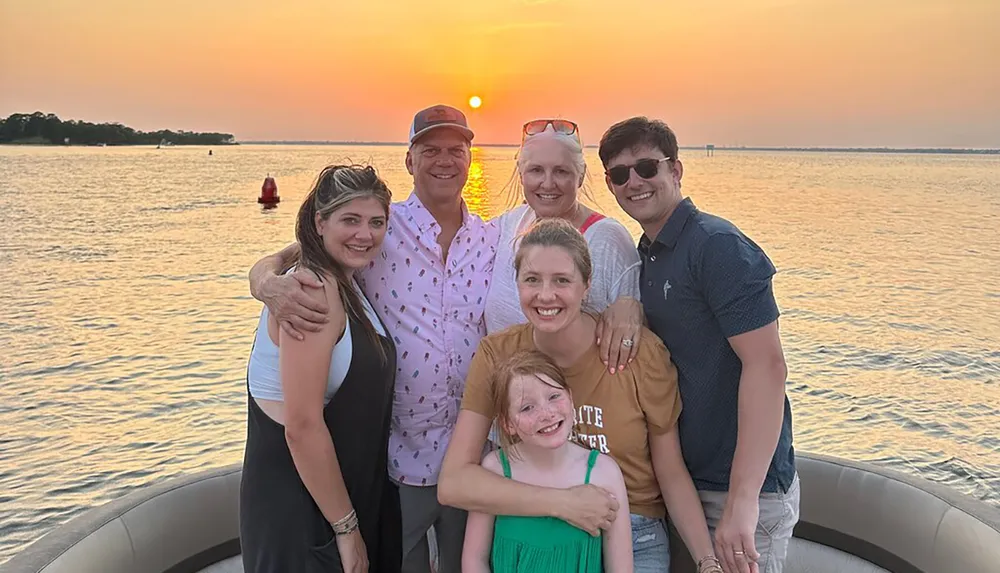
[621,338,634,348]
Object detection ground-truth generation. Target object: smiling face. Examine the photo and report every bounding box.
[405,129,471,205]
[518,135,585,219]
[604,144,684,239]
[516,245,589,334]
[314,196,388,272]
[505,372,575,449]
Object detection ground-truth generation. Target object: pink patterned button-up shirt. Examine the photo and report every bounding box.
[358,192,499,486]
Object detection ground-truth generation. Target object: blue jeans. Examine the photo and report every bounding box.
[631,513,670,573]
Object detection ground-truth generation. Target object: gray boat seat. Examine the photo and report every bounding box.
[198,556,243,573]
[1,454,997,573]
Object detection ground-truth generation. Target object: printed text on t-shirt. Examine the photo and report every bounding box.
[574,404,609,454]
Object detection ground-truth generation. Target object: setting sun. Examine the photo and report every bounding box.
[468,96,482,109]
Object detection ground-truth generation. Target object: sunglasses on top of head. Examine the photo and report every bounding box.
[605,157,672,186]
[522,119,579,140]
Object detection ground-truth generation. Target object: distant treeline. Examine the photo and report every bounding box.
[245,141,999,155]
[0,112,236,146]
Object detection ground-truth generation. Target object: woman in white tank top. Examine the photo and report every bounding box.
[240,164,402,573]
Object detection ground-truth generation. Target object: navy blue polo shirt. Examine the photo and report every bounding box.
[638,197,795,493]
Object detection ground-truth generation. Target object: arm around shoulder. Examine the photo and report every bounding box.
[249,242,301,301]
[589,453,629,515]
[438,408,549,516]
[249,245,331,338]
[591,220,644,369]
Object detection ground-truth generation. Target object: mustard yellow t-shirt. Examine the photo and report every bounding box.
[461,323,682,518]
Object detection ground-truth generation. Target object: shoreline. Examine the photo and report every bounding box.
[3,141,997,155]
[239,141,1000,155]
[0,142,238,147]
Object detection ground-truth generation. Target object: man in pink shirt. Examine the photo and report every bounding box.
[249,105,498,572]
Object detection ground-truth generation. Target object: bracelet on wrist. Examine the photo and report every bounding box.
[331,509,355,528]
[334,518,358,536]
[698,555,724,573]
[331,509,358,535]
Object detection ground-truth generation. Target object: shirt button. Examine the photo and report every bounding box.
[650,255,656,261]
[647,281,654,287]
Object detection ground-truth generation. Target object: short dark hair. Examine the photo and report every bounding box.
[598,116,679,167]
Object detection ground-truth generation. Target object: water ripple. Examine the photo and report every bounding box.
[2,145,998,564]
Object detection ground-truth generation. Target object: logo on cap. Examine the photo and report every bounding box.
[423,106,460,123]
[409,104,474,144]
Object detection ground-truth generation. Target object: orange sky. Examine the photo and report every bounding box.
[1,0,998,147]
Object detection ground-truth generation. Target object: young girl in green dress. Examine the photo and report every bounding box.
[461,350,634,572]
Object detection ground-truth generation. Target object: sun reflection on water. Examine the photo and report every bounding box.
[0,144,998,563]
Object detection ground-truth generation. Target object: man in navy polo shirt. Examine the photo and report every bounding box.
[598,117,799,573]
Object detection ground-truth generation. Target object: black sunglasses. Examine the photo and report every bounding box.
[606,157,672,186]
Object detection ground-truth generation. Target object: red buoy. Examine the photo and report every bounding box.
[258,175,280,205]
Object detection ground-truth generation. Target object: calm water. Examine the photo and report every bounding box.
[1,144,998,563]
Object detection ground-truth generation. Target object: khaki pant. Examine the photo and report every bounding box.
[699,474,801,573]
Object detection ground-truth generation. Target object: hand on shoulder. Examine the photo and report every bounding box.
[277,272,346,347]
[587,451,629,515]
[265,267,332,340]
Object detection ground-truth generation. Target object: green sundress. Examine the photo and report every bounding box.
[490,448,603,572]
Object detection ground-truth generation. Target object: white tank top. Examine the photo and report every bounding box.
[247,280,386,403]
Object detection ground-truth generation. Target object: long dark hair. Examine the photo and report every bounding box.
[293,164,392,361]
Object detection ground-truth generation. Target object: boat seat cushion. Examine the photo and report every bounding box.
[197,541,892,573]
[198,556,243,573]
[787,538,889,573]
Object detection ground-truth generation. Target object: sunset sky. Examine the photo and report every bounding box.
[2,0,998,147]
